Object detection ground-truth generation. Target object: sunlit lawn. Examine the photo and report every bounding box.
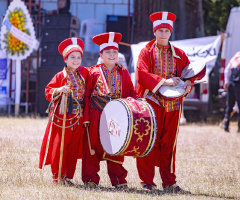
[0,117,239,199]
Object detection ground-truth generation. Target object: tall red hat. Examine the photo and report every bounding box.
[92,32,122,52]
[150,11,176,32]
[58,37,84,60]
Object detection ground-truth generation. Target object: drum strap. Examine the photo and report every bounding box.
[102,152,124,164]
[99,66,111,95]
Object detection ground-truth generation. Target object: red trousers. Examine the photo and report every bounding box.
[40,114,84,180]
[136,99,181,187]
[82,107,127,186]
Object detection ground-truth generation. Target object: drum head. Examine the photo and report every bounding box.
[99,100,130,155]
[159,80,186,98]
[181,59,206,79]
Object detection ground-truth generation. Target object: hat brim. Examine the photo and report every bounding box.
[154,23,173,32]
[63,47,83,60]
[100,46,119,52]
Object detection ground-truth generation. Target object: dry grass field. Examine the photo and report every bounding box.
[0,117,239,200]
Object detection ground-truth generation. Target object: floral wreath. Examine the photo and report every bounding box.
[0,0,37,60]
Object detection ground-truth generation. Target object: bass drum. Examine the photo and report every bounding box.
[99,98,157,157]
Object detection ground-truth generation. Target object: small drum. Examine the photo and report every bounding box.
[99,98,157,157]
[181,59,206,80]
[159,79,186,101]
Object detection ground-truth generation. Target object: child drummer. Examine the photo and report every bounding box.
[82,32,138,188]
[39,37,90,186]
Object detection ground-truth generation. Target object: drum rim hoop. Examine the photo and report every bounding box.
[139,101,157,157]
[115,99,134,155]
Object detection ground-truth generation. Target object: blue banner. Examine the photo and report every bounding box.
[0,58,7,80]
[0,86,7,95]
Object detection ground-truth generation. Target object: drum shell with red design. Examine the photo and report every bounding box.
[99,98,157,157]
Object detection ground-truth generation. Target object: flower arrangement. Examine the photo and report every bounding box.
[2,8,30,56]
[0,0,37,60]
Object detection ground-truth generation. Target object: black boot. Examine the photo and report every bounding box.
[224,119,229,132]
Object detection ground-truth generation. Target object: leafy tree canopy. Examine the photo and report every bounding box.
[204,0,240,35]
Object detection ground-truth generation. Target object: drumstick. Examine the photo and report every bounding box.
[119,41,132,47]
[180,68,192,80]
[58,93,68,184]
[86,126,95,155]
[175,81,206,88]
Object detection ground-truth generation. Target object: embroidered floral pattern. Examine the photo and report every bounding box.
[121,146,140,157]
[133,117,150,142]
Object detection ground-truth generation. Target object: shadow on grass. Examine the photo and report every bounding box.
[74,184,236,199]
[75,184,164,196]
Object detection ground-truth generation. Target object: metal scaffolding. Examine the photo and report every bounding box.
[7,0,42,115]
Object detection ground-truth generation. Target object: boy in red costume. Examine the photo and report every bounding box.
[82,32,138,188]
[135,12,200,193]
[39,37,90,186]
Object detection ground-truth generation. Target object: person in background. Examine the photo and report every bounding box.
[39,37,89,186]
[135,11,200,193]
[223,50,240,133]
[48,0,71,15]
[82,32,138,189]
[219,103,238,128]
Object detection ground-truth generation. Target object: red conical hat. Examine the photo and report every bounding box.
[58,37,84,60]
[150,11,176,32]
[92,32,122,52]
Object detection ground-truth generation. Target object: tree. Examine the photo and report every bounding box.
[178,0,187,39]
[204,0,240,35]
[194,0,205,37]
